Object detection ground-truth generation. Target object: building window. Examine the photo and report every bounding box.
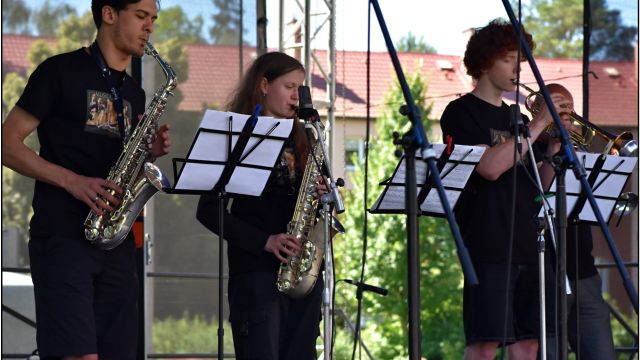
[345,138,365,172]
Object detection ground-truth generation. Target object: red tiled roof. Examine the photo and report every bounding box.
[2,34,56,74]
[3,34,637,127]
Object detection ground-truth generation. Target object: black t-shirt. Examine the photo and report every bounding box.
[440,93,543,264]
[17,48,145,238]
[196,138,303,276]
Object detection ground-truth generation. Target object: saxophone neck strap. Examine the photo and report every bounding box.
[90,41,128,143]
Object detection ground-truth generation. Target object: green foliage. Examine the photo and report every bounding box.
[606,295,638,359]
[209,0,244,45]
[396,32,437,54]
[2,73,27,116]
[521,0,637,60]
[2,0,31,35]
[55,11,96,53]
[152,313,234,353]
[334,68,464,359]
[154,6,205,44]
[1,169,35,245]
[27,40,55,74]
[33,0,76,36]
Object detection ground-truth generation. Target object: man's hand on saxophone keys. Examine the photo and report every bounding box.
[63,172,122,215]
[265,233,301,263]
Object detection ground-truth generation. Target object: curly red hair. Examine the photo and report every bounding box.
[463,19,535,79]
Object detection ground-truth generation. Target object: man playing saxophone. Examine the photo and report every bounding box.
[1,1,171,359]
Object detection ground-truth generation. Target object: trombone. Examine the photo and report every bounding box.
[514,81,638,157]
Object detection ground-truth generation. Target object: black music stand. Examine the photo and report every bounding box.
[542,152,637,358]
[166,108,294,359]
[370,144,485,216]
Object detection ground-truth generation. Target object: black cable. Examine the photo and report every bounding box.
[351,3,373,359]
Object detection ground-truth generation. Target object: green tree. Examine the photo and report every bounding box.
[2,0,31,35]
[32,0,76,36]
[154,6,205,44]
[209,0,243,45]
[396,32,437,54]
[334,68,464,359]
[521,0,637,60]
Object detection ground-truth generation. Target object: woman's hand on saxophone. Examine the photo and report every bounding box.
[315,175,328,198]
[63,172,122,215]
[265,233,301,263]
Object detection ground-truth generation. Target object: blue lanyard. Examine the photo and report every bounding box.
[89,41,128,143]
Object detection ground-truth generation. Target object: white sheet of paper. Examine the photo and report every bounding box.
[543,152,636,222]
[440,163,475,188]
[371,144,485,213]
[174,110,294,196]
[540,193,618,222]
[175,162,224,190]
[391,145,485,187]
[420,189,461,213]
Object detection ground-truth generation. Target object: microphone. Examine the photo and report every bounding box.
[510,104,524,154]
[344,279,388,296]
[297,85,318,121]
[297,85,345,213]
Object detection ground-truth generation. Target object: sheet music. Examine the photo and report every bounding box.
[545,194,617,223]
[173,109,294,195]
[541,151,637,223]
[370,144,485,215]
[440,163,476,188]
[369,186,417,211]
[390,144,485,185]
[421,189,462,213]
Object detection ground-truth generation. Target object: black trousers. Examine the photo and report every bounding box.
[228,271,323,360]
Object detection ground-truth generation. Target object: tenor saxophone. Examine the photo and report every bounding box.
[276,121,344,298]
[84,42,176,250]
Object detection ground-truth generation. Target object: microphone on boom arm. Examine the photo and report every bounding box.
[297,85,345,213]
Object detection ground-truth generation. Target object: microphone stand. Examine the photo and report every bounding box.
[369,1,477,358]
[314,120,345,360]
[301,100,345,360]
[513,107,569,360]
[501,2,639,359]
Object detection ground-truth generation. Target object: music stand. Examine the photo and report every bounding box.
[166,108,294,359]
[541,152,638,224]
[541,151,637,358]
[370,144,485,216]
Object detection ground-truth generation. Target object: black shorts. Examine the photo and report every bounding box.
[463,262,555,346]
[28,234,138,359]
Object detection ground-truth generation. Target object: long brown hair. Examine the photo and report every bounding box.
[226,52,310,170]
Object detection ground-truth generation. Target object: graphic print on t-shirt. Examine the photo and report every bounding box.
[84,89,132,138]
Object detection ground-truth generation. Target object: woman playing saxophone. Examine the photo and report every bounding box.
[196,52,327,360]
